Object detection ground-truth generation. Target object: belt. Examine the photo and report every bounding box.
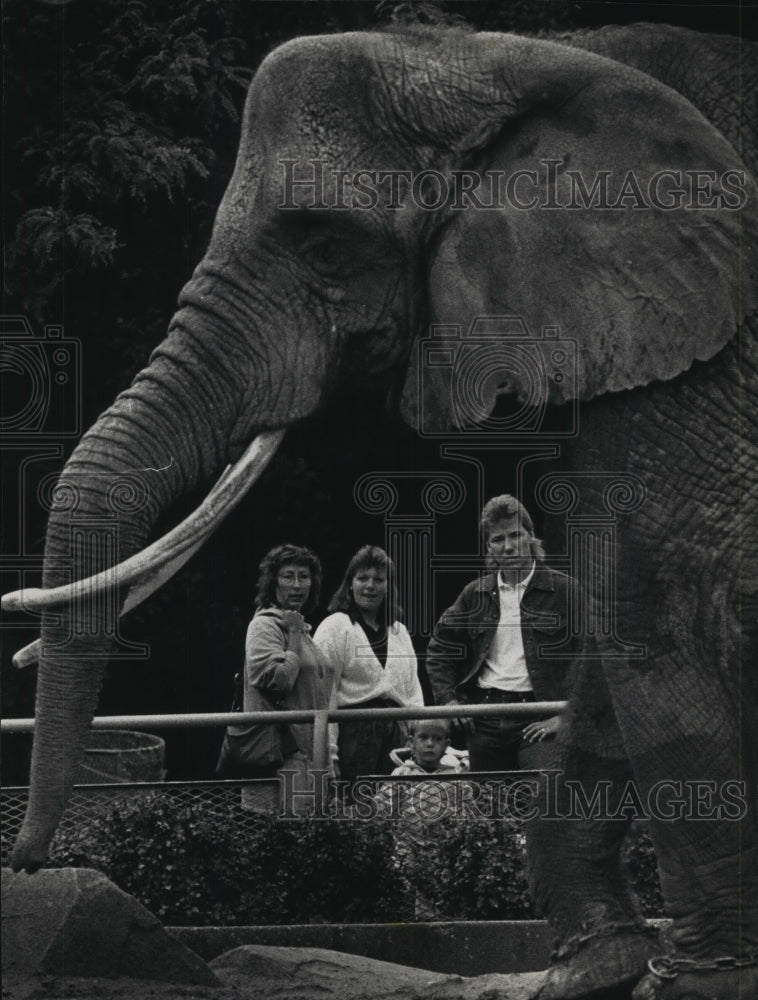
[469,688,536,704]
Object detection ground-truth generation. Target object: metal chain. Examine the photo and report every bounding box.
[647,952,758,980]
[552,919,656,960]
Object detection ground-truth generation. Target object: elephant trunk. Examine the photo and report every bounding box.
[11,278,324,872]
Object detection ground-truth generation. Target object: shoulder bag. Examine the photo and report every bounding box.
[214,671,284,777]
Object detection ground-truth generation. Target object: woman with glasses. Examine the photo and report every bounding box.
[239,543,335,814]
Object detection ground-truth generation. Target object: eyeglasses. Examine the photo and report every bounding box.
[278,570,312,585]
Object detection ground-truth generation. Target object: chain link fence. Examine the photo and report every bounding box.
[2,771,540,922]
[0,779,278,868]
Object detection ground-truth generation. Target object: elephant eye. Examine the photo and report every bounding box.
[285,213,390,282]
[305,235,384,284]
[306,239,346,277]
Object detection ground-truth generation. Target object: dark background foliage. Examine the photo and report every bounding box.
[2,0,755,782]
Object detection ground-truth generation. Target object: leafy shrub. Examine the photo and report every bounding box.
[406,814,664,922]
[409,817,534,920]
[49,793,411,925]
[51,794,252,924]
[235,811,412,925]
[48,792,665,924]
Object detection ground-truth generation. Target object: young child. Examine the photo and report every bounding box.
[374,719,465,918]
[388,718,464,776]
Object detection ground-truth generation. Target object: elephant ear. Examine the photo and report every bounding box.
[397,31,758,431]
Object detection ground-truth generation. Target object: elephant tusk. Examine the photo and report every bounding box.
[12,640,41,670]
[2,431,286,640]
[12,530,225,669]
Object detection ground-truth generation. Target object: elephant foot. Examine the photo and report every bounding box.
[631,953,758,1000]
[536,929,661,1000]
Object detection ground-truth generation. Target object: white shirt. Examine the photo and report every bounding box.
[314,612,424,763]
[477,563,535,692]
[313,612,424,708]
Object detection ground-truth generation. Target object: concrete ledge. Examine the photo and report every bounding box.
[168,919,672,976]
[168,921,554,974]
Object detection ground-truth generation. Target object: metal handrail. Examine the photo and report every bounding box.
[1,702,567,780]
[0,778,275,792]
[0,771,541,793]
[0,701,567,733]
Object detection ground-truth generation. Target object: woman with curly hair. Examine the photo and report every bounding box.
[238,543,335,814]
[314,545,423,793]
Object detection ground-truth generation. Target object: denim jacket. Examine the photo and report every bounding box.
[425,562,593,705]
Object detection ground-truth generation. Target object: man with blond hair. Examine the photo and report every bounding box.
[426,494,592,772]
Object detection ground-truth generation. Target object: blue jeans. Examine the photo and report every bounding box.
[468,716,557,773]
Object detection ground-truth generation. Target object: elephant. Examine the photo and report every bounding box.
[5,19,757,1000]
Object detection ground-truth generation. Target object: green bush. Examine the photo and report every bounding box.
[48,792,665,924]
[49,793,411,925]
[410,817,534,919]
[409,818,663,922]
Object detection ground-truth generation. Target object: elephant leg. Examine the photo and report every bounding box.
[527,658,661,1000]
[529,643,758,1000]
[624,644,758,1000]
[612,636,757,934]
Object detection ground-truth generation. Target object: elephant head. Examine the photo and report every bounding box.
[6,23,758,990]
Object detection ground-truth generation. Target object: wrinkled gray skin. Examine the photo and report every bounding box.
[11,23,758,999]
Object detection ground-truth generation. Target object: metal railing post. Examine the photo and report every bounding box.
[312,709,330,814]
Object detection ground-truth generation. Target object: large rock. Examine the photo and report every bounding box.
[1,867,219,986]
[211,945,547,998]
